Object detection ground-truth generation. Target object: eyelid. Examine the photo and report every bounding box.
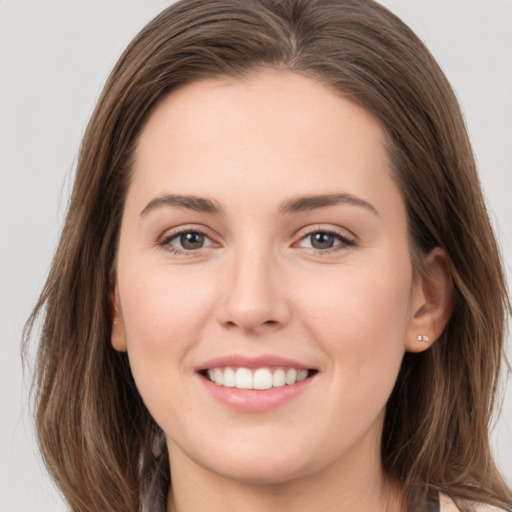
[156,223,356,255]
[294,224,356,241]
[292,224,357,251]
[157,224,220,253]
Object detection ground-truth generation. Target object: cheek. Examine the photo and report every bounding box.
[116,263,215,400]
[297,259,412,379]
[119,260,214,341]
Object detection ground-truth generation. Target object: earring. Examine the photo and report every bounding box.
[417,335,429,342]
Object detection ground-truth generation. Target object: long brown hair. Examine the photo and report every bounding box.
[24,0,511,510]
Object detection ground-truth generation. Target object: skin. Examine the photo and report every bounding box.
[112,70,452,512]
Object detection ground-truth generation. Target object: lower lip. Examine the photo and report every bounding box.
[198,374,315,412]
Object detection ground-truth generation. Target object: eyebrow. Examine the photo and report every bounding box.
[140,192,378,217]
[140,194,224,216]
[279,193,378,216]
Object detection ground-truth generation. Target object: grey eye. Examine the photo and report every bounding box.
[179,232,205,250]
[309,232,336,249]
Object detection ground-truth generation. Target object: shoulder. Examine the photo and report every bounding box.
[440,494,510,512]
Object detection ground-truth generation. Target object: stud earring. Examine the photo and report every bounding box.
[417,335,429,342]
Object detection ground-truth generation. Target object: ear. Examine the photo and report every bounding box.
[405,247,454,353]
[111,288,128,352]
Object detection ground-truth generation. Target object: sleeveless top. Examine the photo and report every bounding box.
[438,493,511,512]
[152,491,511,511]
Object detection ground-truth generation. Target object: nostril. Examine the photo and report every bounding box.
[222,317,282,331]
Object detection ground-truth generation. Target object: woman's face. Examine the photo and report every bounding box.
[114,70,427,485]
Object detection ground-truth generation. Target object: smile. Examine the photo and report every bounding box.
[197,355,318,411]
[204,367,313,389]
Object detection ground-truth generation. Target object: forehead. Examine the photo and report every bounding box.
[136,70,388,158]
[128,70,401,218]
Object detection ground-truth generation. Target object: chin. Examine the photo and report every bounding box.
[203,455,314,486]
[178,433,329,487]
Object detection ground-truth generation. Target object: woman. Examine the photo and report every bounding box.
[25,0,511,511]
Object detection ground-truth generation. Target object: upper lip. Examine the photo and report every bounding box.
[196,354,313,372]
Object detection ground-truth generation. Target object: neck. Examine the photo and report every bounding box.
[165,432,403,512]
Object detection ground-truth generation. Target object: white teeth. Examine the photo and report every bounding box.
[206,366,311,389]
[285,368,297,385]
[235,368,253,389]
[296,369,308,382]
[253,368,273,390]
[272,368,286,387]
[214,368,223,386]
[223,367,236,387]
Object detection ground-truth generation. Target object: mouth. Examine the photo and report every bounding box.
[199,366,318,390]
[196,355,318,411]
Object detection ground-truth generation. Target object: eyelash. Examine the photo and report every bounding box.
[158,227,356,256]
[295,228,356,254]
[158,227,213,256]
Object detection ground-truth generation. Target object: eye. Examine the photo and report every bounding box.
[176,232,207,250]
[160,229,214,253]
[296,230,355,252]
[308,232,338,250]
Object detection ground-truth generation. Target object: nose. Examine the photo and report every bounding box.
[215,247,291,334]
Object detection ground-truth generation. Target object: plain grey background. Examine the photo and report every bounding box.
[1,1,511,511]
